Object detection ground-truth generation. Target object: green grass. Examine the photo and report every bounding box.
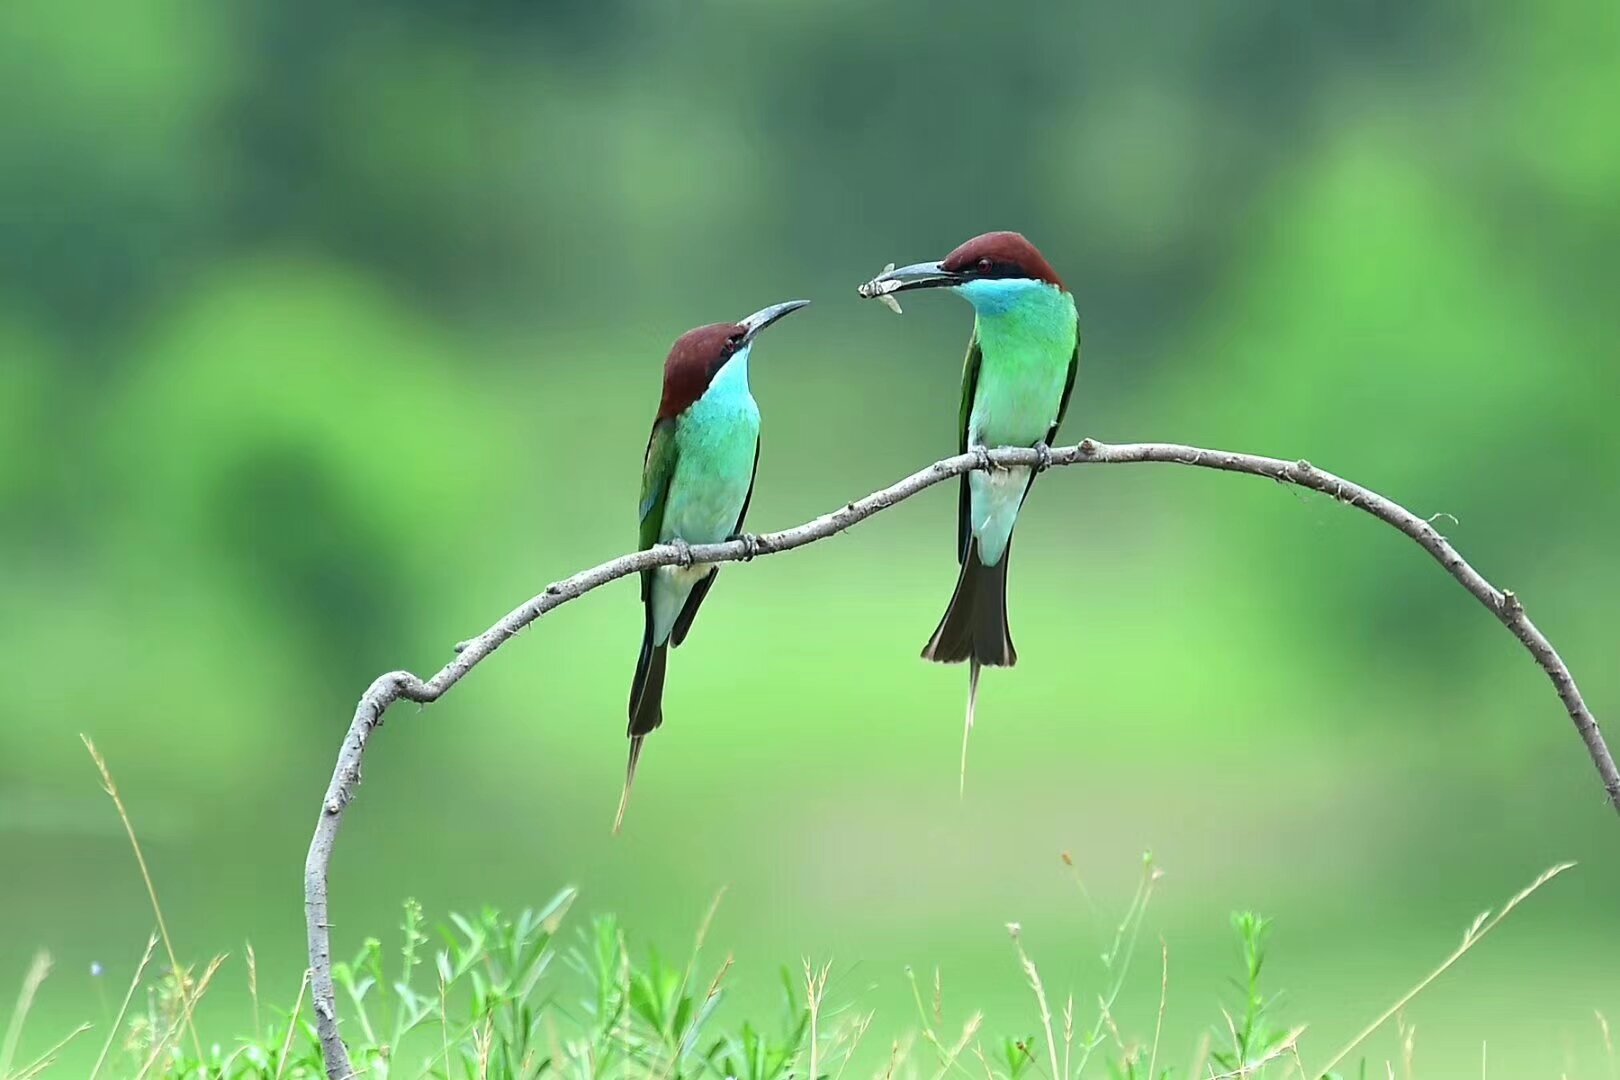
[2,862,1593,1078]
[0,747,1600,1079]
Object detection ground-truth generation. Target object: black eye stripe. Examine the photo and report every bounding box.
[948,256,1027,279]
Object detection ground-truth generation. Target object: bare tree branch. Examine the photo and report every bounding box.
[304,436,1618,1079]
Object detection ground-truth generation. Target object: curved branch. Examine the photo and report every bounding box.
[304,437,1617,1079]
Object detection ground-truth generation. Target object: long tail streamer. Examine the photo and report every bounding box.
[960,658,981,797]
[613,736,645,835]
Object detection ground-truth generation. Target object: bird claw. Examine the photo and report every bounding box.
[669,538,694,567]
[971,445,995,473]
[736,532,762,561]
[1033,442,1052,473]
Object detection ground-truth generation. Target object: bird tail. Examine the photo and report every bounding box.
[959,658,981,797]
[921,540,1017,668]
[613,736,646,836]
[924,541,1013,796]
[619,616,668,834]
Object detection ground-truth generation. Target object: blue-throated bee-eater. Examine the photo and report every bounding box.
[618,299,811,831]
[860,232,1078,790]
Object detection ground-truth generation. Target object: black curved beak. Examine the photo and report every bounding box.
[857,260,962,299]
[738,299,811,343]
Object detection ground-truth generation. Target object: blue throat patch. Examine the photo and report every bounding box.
[952,277,1059,316]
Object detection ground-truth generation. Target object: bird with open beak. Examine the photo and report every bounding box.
[618,299,811,833]
[859,232,1079,792]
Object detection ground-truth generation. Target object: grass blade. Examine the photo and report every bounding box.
[1,951,52,1077]
[81,735,206,1063]
[133,954,225,1080]
[1147,939,1168,1080]
[1007,924,1060,1080]
[89,933,158,1080]
[13,1022,92,1080]
[1314,862,1575,1077]
[274,969,311,1080]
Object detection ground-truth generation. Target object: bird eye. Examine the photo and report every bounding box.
[976,257,994,275]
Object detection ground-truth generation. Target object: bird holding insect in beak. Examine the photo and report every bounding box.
[618,299,811,833]
[859,232,1078,792]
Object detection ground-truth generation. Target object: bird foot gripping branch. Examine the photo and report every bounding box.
[736,532,763,561]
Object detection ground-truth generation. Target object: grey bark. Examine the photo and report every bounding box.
[305,437,1618,1079]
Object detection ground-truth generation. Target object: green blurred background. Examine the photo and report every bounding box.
[3,0,1618,1073]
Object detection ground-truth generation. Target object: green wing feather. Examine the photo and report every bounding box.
[638,419,678,599]
[955,332,983,563]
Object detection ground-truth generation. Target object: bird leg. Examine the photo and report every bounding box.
[735,532,763,561]
[668,538,694,567]
[1033,441,1052,473]
[971,444,995,474]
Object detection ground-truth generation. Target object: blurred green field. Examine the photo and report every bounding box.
[3,0,1618,1074]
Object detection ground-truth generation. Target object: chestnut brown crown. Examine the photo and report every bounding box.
[651,299,810,421]
[657,322,747,420]
[940,231,1065,290]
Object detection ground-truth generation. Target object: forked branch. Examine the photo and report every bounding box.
[304,437,1617,1079]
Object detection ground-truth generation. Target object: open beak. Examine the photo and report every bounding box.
[738,299,811,343]
[857,260,962,299]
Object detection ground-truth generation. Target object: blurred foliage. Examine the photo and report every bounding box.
[1,0,1618,1074]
